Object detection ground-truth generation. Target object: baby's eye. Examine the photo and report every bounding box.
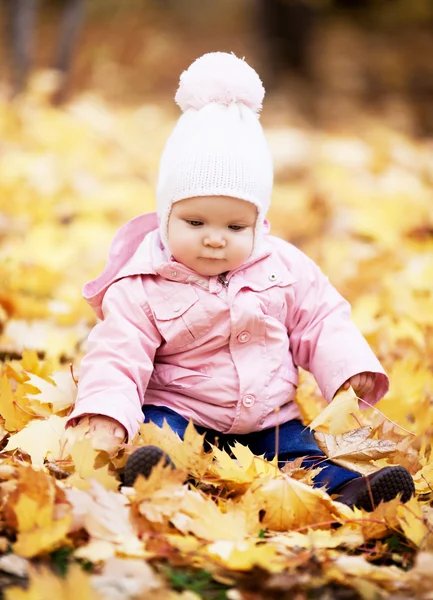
[228,225,246,231]
[186,220,203,227]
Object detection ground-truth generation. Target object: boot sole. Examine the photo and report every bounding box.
[353,466,415,511]
[124,445,175,486]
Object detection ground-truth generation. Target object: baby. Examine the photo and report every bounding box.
[67,52,414,510]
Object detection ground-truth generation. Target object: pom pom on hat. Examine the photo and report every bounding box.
[175,52,265,114]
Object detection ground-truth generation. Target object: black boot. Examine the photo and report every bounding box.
[335,466,415,511]
[124,445,175,486]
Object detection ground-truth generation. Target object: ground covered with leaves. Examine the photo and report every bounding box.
[0,73,433,599]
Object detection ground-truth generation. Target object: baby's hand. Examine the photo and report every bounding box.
[87,415,127,454]
[66,415,127,455]
[341,372,377,398]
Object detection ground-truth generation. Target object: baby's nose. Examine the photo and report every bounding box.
[204,234,226,248]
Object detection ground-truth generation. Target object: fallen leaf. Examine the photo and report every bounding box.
[207,540,284,573]
[397,497,431,548]
[2,466,72,558]
[314,426,397,474]
[4,415,69,466]
[0,375,35,432]
[5,564,97,600]
[308,387,362,435]
[24,371,77,414]
[248,474,350,532]
[66,481,145,559]
[66,437,120,491]
[138,420,212,478]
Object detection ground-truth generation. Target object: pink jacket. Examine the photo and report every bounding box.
[67,213,389,440]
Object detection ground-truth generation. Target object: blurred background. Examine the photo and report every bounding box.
[1,0,433,135]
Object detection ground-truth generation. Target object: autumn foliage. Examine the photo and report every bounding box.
[0,73,433,598]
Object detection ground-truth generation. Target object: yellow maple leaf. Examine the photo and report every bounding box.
[4,415,68,466]
[0,375,35,432]
[376,358,433,435]
[172,489,251,542]
[208,443,280,493]
[5,564,97,600]
[3,466,72,558]
[138,420,212,478]
[397,497,431,548]
[5,350,54,384]
[349,497,401,541]
[247,474,350,532]
[308,387,363,435]
[24,371,77,415]
[66,437,119,491]
[207,539,284,573]
[13,514,72,559]
[131,461,188,532]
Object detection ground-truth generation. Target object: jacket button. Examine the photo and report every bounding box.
[171,271,178,277]
[173,304,181,312]
[242,394,255,408]
[237,331,250,343]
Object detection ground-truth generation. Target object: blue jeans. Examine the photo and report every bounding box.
[142,405,360,493]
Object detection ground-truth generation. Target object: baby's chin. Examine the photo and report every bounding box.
[187,258,234,277]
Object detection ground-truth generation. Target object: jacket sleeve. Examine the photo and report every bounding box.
[66,276,162,440]
[286,252,389,407]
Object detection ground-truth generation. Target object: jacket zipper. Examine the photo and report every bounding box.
[218,273,229,288]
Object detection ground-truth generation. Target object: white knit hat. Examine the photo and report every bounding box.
[156,52,274,250]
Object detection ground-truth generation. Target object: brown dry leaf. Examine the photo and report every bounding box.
[413,460,433,495]
[280,456,322,485]
[5,564,97,600]
[314,426,397,474]
[138,420,212,478]
[348,498,402,541]
[308,387,363,435]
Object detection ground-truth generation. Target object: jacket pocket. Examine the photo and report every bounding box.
[150,285,212,349]
[150,363,211,390]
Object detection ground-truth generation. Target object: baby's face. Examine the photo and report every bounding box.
[167,196,257,276]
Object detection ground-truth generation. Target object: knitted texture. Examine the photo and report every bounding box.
[156,52,274,250]
[124,445,175,486]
